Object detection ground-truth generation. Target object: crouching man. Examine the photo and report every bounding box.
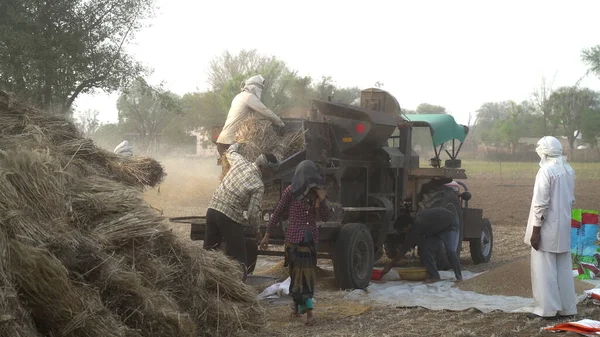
[382,207,463,283]
[204,143,279,280]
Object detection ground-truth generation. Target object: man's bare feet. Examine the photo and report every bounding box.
[305,310,316,326]
[290,303,302,318]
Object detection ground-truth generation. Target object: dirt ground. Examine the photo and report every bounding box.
[145,158,600,337]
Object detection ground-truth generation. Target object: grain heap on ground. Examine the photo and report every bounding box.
[0,90,265,337]
[456,257,593,297]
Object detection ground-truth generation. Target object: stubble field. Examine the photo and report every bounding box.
[144,158,600,337]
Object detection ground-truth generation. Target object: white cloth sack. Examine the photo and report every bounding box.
[113,140,133,156]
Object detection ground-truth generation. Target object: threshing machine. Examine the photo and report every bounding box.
[170,88,493,290]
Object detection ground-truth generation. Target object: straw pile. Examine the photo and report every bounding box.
[219,116,305,180]
[0,90,265,337]
[456,257,594,298]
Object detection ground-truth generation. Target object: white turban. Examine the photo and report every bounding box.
[535,136,571,174]
[242,75,265,100]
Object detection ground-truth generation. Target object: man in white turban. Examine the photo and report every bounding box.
[524,136,576,319]
[215,75,285,156]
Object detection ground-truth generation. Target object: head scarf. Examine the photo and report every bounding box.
[254,153,279,171]
[535,136,573,175]
[242,75,265,100]
[291,160,325,201]
[113,140,133,157]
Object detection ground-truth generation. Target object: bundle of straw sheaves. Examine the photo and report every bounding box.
[219,116,306,182]
[0,90,265,337]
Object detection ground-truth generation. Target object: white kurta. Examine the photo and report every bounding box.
[524,156,576,317]
[216,91,284,145]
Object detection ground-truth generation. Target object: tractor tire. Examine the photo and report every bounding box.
[417,187,464,271]
[469,218,493,264]
[218,239,259,275]
[333,223,375,290]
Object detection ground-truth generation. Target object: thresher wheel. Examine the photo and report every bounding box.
[417,187,464,271]
[469,218,493,264]
[333,223,374,290]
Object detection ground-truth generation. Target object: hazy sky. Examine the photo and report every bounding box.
[75,0,600,126]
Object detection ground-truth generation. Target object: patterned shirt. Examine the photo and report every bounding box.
[208,144,264,232]
[267,185,330,244]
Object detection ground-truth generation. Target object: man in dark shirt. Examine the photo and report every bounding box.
[382,207,463,282]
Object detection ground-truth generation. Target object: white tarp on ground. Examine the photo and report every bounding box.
[343,270,590,313]
[257,269,594,313]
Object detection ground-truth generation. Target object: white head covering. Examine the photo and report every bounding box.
[113,140,133,157]
[535,136,572,174]
[242,75,265,100]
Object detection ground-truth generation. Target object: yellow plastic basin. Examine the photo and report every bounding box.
[397,267,428,281]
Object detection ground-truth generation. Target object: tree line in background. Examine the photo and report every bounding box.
[86,49,366,152]
[2,0,600,158]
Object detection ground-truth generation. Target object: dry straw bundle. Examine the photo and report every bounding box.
[219,115,306,180]
[0,90,265,337]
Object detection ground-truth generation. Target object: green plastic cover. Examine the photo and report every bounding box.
[403,114,467,147]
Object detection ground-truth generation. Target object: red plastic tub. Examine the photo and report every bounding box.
[371,269,383,280]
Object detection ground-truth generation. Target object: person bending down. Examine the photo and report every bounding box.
[382,207,463,283]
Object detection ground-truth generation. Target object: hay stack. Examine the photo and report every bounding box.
[0,90,265,337]
[219,116,305,180]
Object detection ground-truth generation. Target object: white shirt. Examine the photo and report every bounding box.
[524,162,575,253]
[216,91,284,145]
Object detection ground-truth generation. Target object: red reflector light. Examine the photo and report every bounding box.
[356,124,365,133]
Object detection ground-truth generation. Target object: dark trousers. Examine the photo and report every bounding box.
[420,225,462,281]
[204,208,247,277]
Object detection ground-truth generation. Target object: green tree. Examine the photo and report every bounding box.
[208,50,299,113]
[164,91,223,143]
[0,0,154,114]
[473,101,511,144]
[206,50,361,125]
[581,108,600,149]
[73,109,102,138]
[117,78,182,150]
[531,76,555,134]
[582,45,600,79]
[548,86,600,155]
[92,123,125,151]
[416,103,447,114]
[497,101,540,154]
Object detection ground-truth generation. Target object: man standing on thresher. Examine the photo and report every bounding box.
[524,136,576,319]
[215,75,285,157]
[204,142,279,281]
[381,207,463,283]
